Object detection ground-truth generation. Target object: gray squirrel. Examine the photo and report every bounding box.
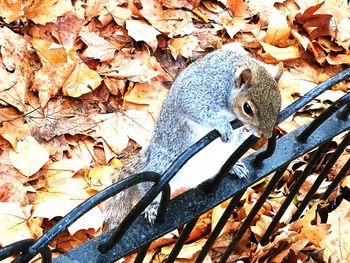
[103,44,283,229]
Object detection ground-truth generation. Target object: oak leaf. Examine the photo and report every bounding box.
[320,200,350,261]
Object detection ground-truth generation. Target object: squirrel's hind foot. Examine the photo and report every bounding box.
[229,160,249,179]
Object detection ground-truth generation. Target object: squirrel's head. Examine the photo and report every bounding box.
[232,63,283,139]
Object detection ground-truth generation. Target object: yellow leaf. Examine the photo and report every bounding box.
[80,32,117,62]
[9,136,49,177]
[62,62,102,97]
[32,39,67,65]
[260,42,302,61]
[0,0,73,24]
[0,203,35,246]
[168,35,201,59]
[126,20,160,51]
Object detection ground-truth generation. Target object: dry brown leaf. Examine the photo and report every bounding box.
[0,164,30,205]
[80,31,117,62]
[62,61,102,97]
[125,20,160,51]
[0,203,35,246]
[263,11,290,45]
[320,200,350,261]
[9,136,49,177]
[162,0,200,9]
[149,9,195,38]
[0,27,34,111]
[93,110,154,153]
[124,80,168,106]
[168,35,201,59]
[0,0,73,24]
[31,41,76,107]
[28,97,97,141]
[98,50,170,83]
[260,42,302,61]
[295,2,332,40]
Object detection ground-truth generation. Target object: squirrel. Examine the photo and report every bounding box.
[103,44,283,229]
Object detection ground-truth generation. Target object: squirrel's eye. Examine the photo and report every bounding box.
[243,102,254,116]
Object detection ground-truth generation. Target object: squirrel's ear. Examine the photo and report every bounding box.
[235,68,252,88]
[265,62,283,82]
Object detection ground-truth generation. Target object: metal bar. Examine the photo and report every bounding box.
[297,93,350,142]
[259,140,332,246]
[194,192,244,263]
[322,157,350,201]
[134,243,151,263]
[13,172,162,263]
[217,166,288,262]
[291,131,350,221]
[166,218,198,263]
[337,102,350,121]
[53,110,350,263]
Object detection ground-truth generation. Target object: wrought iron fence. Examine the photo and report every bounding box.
[1,68,350,263]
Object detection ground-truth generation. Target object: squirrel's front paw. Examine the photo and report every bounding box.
[144,200,160,224]
[229,160,249,179]
[217,122,234,143]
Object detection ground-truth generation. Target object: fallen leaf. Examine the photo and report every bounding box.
[321,200,350,261]
[93,110,155,153]
[62,61,102,97]
[260,42,302,61]
[31,41,76,107]
[168,35,201,59]
[0,0,73,24]
[0,27,33,111]
[150,9,195,37]
[9,136,49,177]
[125,20,160,51]
[98,50,170,83]
[80,31,117,62]
[0,203,35,246]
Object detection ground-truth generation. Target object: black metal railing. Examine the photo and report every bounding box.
[1,68,350,263]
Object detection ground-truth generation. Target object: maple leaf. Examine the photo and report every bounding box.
[31,40,76,107]
[295,2,332,40]
[92,110,155,153]
[9,136,49,177]
[27,97,97,141]
[126,20,160,51]
[62,61,102,97]
[80,31,118,62]
[98,50,170,83]
[32,159,104,234]
[0,203,37,246]
[0,0,73,25]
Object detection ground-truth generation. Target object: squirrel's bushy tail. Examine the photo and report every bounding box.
[103,154,146,230]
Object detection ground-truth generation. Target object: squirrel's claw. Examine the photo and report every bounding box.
[144,201,160,224]
[229,160,249,179]
[217,122,234,143]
